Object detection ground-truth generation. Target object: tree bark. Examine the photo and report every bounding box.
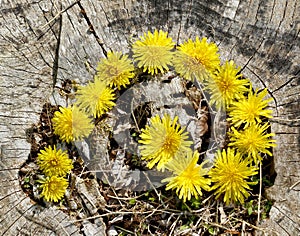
[0,0,299,235]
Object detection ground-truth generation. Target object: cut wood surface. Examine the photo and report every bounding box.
[0,0,299,235]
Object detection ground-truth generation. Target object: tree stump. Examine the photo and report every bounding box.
[0,0,299,235]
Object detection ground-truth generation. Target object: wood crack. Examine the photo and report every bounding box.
[16,207,58,234]
[271,75,299,93]
[243,64,280,116]
[77,1,107,57]
[274,205,300,231]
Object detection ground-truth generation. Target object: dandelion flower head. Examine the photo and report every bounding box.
[209,148,258,205]
[52,106,94,143]
[76,78,116,118]
[229,123,276,164]
[96,51,135,89]
[139,114,193,171]
[206,60,249,110]
[162,150,211,202]
[227,88,273,128]
[173,37,220,81]
[37,145,73,177]
[39,176,69,202]
[132,29,174,75]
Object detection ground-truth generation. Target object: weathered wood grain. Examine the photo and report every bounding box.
[0,0,299,235]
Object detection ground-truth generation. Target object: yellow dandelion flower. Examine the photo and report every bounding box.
[209,148,258,205]
[132,29,174,75]
[173,37,220,81]
[96,51,135,89]
[52,106,94,143]
[227,88,273,128]
[138,114,193,171]
[162,150,211,202]
[76,78,116,118]
[39,176,69,202]
[206,60,249,110]
[228,123,276,164]
[37,146,73,177]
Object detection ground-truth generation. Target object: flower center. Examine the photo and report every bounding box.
[183,56,203,74]
[224,166,240,182]
[48,181,56,191]
[219,80,231,93]
[50,158,58,166]
[245,102,258,119]
[181,168,195,181]
[109,66,119,77]
[162,133,180,154]
[71,116,82,132]
[147,46,161,61]
[194,56,205,66]
[245,136,255,145]
[92,92,100,102]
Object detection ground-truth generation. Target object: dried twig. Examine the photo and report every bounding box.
[289,180,300,191]
[231,217,266,232]
[143,172,166,208]
[40,0,81,29]
[257,161,262,223]
[169,215,181,235]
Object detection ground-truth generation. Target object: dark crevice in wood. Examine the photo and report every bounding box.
[166,0,170,32]
[48,6,63,88]
[268,0,276,25]
[271,75,299,93]
[122,0,130,18]
[0,167,20,172]
[176,21,182,45]
[2,200,36,236]
[274,205,300,231]
[275,221,291,236]
[291,0,299,21]
[222,1,242,51]
[244,65,280,116]
[36,0,81,41]
[37,21,57,41]
[0,190,22,202]
[17,208,57,233]
[274,0,288,39]
[1,20,44,71]
[77,1,108,57]
[0,196,28,221]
